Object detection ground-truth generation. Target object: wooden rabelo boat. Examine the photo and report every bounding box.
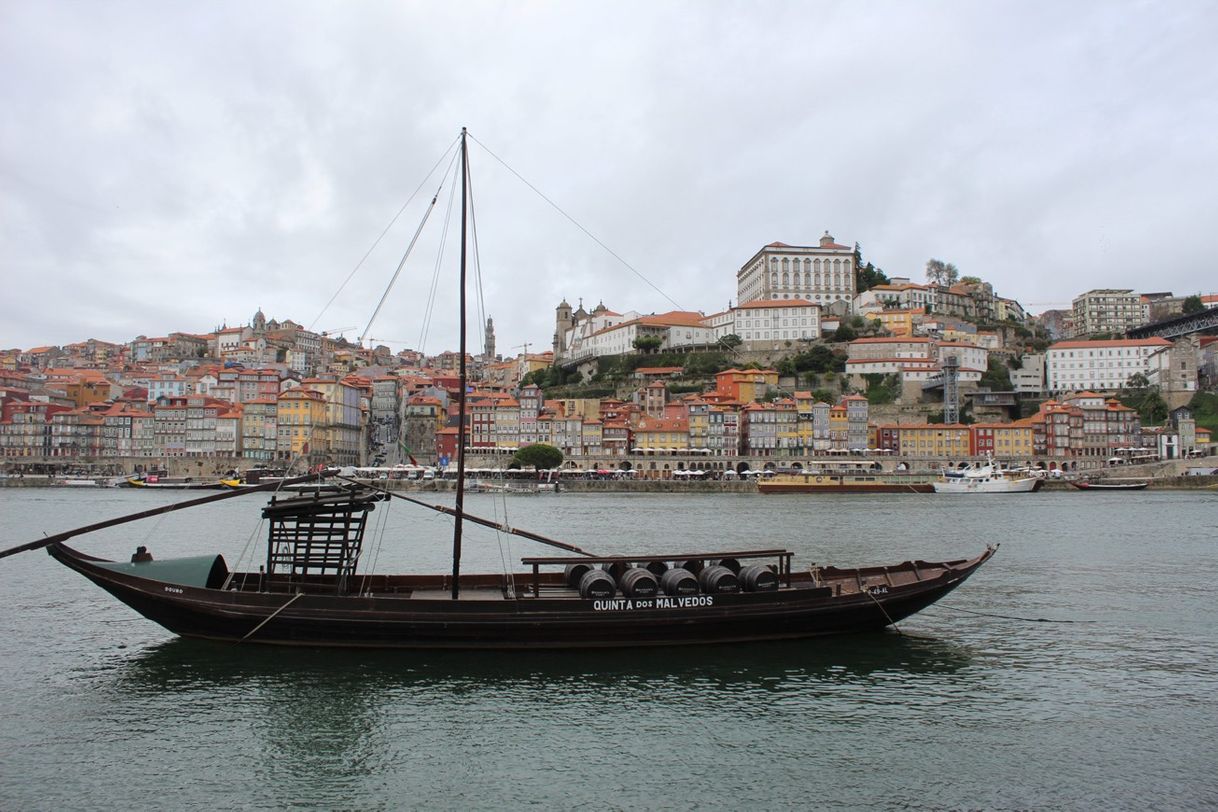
[4,129,996,649]
[1069,479,1149,491]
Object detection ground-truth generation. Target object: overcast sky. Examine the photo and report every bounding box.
[3,1,1216,355]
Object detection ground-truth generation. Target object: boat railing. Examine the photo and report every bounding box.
[520,549,794,597]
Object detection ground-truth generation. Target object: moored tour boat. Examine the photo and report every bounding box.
[58,478,101,487]
[933,456,1042,494]
[758,472,935,494]
[4,129,996,650]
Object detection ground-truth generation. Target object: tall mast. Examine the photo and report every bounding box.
[451,127,469,600]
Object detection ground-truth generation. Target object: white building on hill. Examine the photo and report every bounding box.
[737,232,855,312]
[844,337,986,386]
[1045,337,1173,392]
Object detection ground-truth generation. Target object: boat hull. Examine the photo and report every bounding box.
[932,477,1042,493]
[47,543,994,650]
[1069,481,1149,491]
[758,475,935,494]
[126,477,230,490]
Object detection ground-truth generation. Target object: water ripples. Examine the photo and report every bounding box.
[2,489,1217,809]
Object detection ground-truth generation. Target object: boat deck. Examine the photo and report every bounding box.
[226,554,971,601]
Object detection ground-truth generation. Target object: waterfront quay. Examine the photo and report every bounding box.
[11,448,1209,482]
[4,462,1214,492]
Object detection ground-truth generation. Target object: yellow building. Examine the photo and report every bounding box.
[276,388,327,460]
[519,352,554,381]
[554,398,602,421]
[299,378,365,466]
[971,422,1035,457]
[633,416,690,452]
[896,424,971,458]
[493,397,520,450]
[875,308,923,337]
[829,405,848,447]
[793,392,815,450]
[581,418,604,455]
[685,398,710,451]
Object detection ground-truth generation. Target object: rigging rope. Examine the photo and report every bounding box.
[930,605,1096,623]
[465,131,804,403]
[359,176,446,346]
[309,135,460,333]
[467,132,684,312]
[240,592,303,642]
[467,156,487,355]
[864,588,902,635]
[226,449,308,591]
[417,163,461,354]
[359,488,392,596]
[491,487,516,599]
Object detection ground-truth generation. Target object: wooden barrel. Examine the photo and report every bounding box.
[618,567,659,598]
[601,561,631,581]
[645,560,669,579]
[564,562,595,589]
[579,569,617,599]
[718,557,742,575]
[697,564,740,594]
[681,558,705,576]
[739,564,779,592]
[660,568,699,596]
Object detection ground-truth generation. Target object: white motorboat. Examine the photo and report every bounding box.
[932,456,1043,494]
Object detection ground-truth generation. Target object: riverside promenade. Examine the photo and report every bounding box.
[3,474,1215,492]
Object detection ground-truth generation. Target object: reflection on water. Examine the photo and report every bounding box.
[115,631,977,695]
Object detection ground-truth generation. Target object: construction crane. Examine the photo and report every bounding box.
[319,326,358,340]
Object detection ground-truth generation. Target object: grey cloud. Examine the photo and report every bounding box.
[2,0,1215,351]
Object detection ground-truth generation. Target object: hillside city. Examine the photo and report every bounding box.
[3,234,1216,477]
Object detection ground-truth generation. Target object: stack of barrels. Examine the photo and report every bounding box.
[563,557,779,599]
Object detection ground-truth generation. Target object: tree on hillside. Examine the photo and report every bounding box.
[857,263,889,292]
[831,321,857,342]
[683,352,730,377]
[718,333,743,350]
[1182,294,1206,315]
[925,258,960,287]
[979,356,1013,391]
[862,373,900,404]
[1188,391,1218,433]
[633,335,663,354]
[960,275,982,286]
[513,443,563,471]
[854,243,890,293]
[1119,373,1168,425]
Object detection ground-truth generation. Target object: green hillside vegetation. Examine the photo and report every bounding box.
[979,356,1013,390]
[1118,373,1169,425]
[775,345,847,377]
[862,373,900,405]
[1188,391,1218,433]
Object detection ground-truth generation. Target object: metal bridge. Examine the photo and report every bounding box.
[1127,306,1218,340]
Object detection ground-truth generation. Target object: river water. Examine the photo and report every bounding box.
[1,487,1215,810]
